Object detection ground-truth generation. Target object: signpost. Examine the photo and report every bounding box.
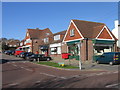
[77,42,82,70]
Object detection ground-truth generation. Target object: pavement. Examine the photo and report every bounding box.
[1,53,120,89]
[51,56,119,71]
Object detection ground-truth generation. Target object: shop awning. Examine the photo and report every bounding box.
[92,40,115,44]
[67,40,80,45]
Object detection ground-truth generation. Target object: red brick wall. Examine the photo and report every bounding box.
[80,40,86,62]
[64,22,82,41]
[61,43,68,53]
[98,28,112,39]
[88,40,94,61]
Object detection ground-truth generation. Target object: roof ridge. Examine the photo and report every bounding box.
[53,30,66,35]
[72,19,105,25]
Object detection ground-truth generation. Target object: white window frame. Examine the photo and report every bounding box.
[54,35,60,41]
[44,38,49,43]
[70,29,75,37]
[46,33,50,36]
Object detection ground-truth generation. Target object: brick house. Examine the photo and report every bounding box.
[63,19,117,62]
[38,30,66,57]
[7,40,20,49]
[22,28,52,53]
[49,30,66,58]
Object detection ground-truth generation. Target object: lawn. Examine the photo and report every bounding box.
[35,61,79,69]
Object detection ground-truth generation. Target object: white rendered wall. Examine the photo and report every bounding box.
[118,26,120,48]
[112,20,119,47]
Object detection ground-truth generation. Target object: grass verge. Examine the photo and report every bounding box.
[35,61,79,69]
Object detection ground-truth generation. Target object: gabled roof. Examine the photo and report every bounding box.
[51,30,67,44]
[72,19,105,38]
[27,28,52,39]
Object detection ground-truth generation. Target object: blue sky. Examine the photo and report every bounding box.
[2,2,118,40]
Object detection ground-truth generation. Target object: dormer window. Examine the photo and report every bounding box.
[44,38,49,43]
[54,35,60,41]
[70,29,75,37]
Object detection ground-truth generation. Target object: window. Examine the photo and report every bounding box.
[54,35,60,41]
[44,38,49,43]
[70,29,75,36]
[46,33,50,35]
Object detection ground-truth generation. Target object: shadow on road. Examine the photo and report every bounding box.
[0,59,30,64]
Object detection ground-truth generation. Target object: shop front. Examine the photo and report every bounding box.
[66,40,81,60]
[23,45,31,52]
[40,45,49,56]
[50,43,62,55]
[92,40,115,61]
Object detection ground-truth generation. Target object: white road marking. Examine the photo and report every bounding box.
[35,81,41,84]
[8,83,19,86]
[12,64,17,67]
[105,83,119,88]
[40,72,56,77]
[39,72,66,79]
[12,64,32,72]
[25,68,32,71]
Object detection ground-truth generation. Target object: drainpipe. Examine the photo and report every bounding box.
[31,39,33,53]
[86,38,88,60]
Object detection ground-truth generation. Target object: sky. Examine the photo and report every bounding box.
[2,2,118,40]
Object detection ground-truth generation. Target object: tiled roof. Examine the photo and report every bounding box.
[27,28,52,39]
[72,19,105,38]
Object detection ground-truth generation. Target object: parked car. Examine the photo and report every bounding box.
[30,54,52,61]
[19,52,34,59]
[96,52,120,65]
[14,50,25,57]
[4,50,14,55]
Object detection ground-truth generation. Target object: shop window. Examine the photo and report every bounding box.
[54,35,60,41]
[94,46,112,55]
[51,47,57,54]
[70,29,75,37]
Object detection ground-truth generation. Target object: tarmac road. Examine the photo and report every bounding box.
[1,54,120,89]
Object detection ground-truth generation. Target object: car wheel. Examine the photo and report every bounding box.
[109,62,113,65]
[47,58,50,61]
[96,61,99,64]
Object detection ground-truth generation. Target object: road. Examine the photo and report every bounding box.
[1,54,120,89]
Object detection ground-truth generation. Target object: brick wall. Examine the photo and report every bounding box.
[61,43,68,53]
[88,40,93,61]
[80,40,86,62]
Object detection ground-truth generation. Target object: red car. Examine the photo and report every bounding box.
[14,50,25,57]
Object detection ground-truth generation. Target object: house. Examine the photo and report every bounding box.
[112,20,120,51]
[38,30,66,57]
[63,19,117,62]
[7,40,20,49]
[49,30,66,58]
[22,28,52,53]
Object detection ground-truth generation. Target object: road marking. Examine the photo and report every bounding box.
[105,83,120,88]
[8,83,19,86]
[12,64,17,67]
[39,72,66,79]
[40,72,56,77]
[35,81,41,84]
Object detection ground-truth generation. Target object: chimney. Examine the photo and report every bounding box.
[36,28,39,30]
[114,20,119,28]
